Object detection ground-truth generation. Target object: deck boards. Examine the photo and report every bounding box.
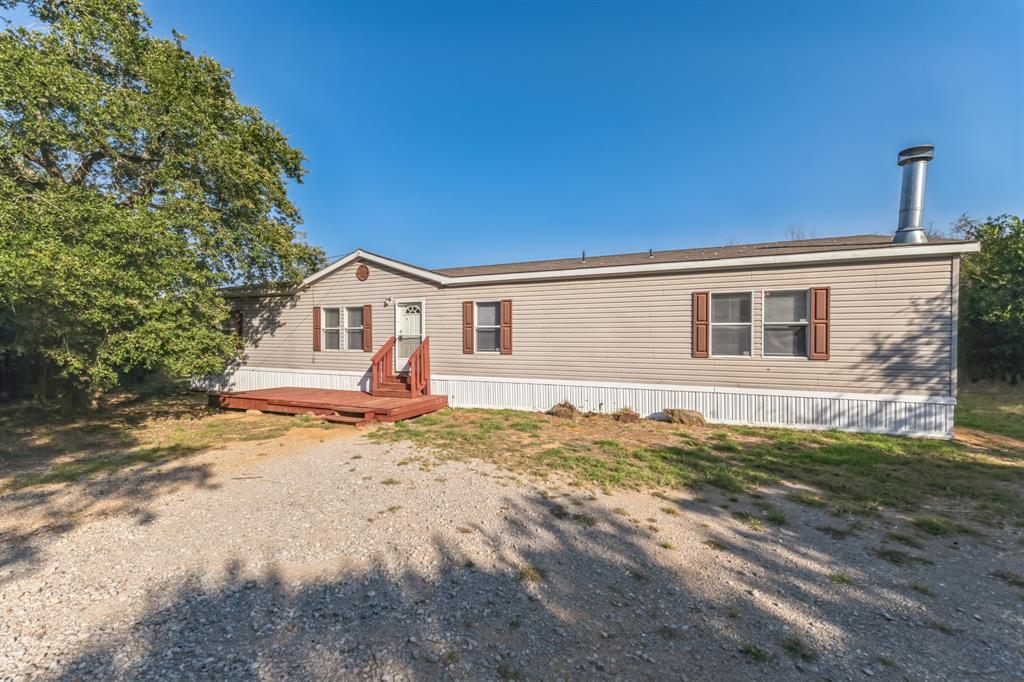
[209,387,447,424]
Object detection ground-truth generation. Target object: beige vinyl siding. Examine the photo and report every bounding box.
[235,256,953,396]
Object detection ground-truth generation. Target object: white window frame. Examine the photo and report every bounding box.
[474,300,503,354]
[761,289,810,360]
[344,306,365,352]
[321,306,342,351]
[709,290,754,358]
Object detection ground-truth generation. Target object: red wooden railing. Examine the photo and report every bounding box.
[407,337,431,396]
[370,335,431,397]
[370,336,396,394]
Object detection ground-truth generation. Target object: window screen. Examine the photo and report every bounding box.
[475,302,501,352]
[764,290,808,357]
[710,293,752,356]
[712,325,752,357]
[323,308,341,350]
[345,306,364,351]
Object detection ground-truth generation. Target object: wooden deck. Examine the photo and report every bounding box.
[208,387,448,425]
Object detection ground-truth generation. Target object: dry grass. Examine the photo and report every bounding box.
[368,399,1024,524]
[0,388,341,489]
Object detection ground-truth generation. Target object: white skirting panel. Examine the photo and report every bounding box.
[194,367,956,439]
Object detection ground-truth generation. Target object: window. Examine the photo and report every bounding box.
[763,290,808,357]
[322,307,341,350]
[345,306,364,350]
[475,301,501,352]
[710,292,752,357]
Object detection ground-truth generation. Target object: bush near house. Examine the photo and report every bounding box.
[955,214,1024,384]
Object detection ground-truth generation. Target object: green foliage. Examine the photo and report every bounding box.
[0,0,325,401]
[955,215,1024,383]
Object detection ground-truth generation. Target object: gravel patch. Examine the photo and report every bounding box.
[1,432,1021,680]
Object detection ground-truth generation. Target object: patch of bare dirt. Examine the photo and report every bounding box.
[955,426,1024,455]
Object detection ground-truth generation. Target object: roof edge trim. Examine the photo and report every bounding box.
[286,241,979,293]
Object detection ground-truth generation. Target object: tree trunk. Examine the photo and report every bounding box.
[34,356,48,404]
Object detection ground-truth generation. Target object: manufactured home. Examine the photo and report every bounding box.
[199,146,979,437]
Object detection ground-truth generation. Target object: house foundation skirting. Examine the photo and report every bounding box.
[194,366,955,439]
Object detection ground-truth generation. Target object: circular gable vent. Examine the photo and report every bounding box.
[356,264,369,281]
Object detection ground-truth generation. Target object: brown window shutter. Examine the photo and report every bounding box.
[692,292,709,358]
[363,304,373,352]
[234,310,244,337]
[810,287,830,360]
[462,301,474,354]
[500,299,512,355]
[312,306,321,352]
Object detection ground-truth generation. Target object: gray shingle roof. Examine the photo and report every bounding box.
[434,234,970,277]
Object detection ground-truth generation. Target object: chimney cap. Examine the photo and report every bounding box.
[897,144,934,166]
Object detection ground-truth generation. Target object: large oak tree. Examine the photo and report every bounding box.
[0,0,325,402]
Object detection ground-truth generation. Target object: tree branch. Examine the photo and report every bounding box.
[71,150,105,185]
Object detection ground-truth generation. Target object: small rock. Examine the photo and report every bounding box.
[612,408,641,423]
[662,408,706,426]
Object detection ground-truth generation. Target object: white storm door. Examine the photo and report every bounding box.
[395,301,424,365]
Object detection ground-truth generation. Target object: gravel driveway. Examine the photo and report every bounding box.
[1,426,1021,681]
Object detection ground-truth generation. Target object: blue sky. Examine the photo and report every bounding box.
[96,2,1024,265]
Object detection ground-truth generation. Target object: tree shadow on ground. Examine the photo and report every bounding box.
[50,490,1022,681]
[0,387,316,581]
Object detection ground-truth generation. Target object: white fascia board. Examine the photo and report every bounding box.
[439,242,980,286]
[299,249,449,289]
[298,242,979,291]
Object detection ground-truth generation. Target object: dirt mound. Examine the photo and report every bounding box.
[548,402,581,419]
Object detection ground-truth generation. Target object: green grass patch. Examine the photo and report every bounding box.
[816,525,855,540]
[908,581,934,596]
[496,663,523,681]
[760,504,787,526]
[516,563,546,583]
[876,548,934,566]
[732,511,766,531]
[885,531,924,549]
[925,619,957,635]
[992,569,1024,588]
[785,490,827,507]
[913,516,974,536]
[739,643,774,663]
[657,625,681,640]
[955,383,1024,440]
[367,394,1024,524]
[781,636,817,661]
[827,573,853,584]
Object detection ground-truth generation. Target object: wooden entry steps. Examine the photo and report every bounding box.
[208,387,448,425]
